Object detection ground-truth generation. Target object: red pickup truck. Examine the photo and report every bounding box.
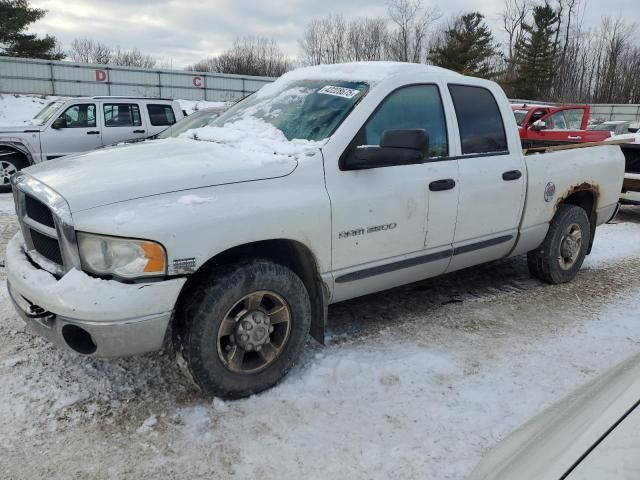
[512,104,611,148]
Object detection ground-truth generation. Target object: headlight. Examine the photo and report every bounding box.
[77,232,167,279]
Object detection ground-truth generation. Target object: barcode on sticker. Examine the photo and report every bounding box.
[317,85,361,99]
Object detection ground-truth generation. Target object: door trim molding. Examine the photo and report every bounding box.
[334,234,513,283]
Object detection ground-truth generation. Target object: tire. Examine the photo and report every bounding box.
[0,153,27,193]
[174,259,311,399]
[527,204,591,284]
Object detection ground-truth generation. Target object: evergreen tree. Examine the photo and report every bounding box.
[428,12,500,79]
[0,0,64,60]
[512,2,559,99]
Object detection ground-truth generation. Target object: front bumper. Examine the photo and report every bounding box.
[6,233,186,357]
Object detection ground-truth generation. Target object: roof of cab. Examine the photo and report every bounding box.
[277,61,464,85]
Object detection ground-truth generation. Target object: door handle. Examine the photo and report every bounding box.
[502,170,522,181]
[133,130,146,134]
[567,136,582,140]
[86,131,100,135]
[429,179,456,191]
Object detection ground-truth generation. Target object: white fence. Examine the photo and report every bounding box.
[590,104,640,123]
[0,56,275,102]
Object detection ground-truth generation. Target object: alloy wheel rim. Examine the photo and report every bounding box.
[216,290,292,374]
[0,160,17,185]
[558,223,583,270]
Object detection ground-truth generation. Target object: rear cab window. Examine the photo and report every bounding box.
[147,104,176,126]
[103,103,142,127]
[448,85,508,156]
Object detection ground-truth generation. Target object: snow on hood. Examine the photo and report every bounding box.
[24,126,316,212]
[180,116,324,156]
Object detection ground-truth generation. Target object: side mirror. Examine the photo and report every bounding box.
[342,129,429,170]
[532,120,547,131]
[52,117,67,129]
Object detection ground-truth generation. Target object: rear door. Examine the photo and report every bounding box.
[39,102,102,160]
[446,84,526,272]
[100,102,148,146]
[145,103,178,137]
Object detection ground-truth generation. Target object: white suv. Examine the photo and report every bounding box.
[0,97,184,191]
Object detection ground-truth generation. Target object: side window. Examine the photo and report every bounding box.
[564,109,584,129]
[147,104,176,126]
[103,104,142,127]
[57,104,96,128]
[549,111,568,130]
[355,85,449,158]
[449,85,508,155]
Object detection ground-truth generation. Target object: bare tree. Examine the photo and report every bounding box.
[69,38,112,64]
[69,37,156,67]
[386,0,440,63]
[188,36,292,77]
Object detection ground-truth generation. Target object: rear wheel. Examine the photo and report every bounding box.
[0,153,27,193]
[527,204,591,284]
[174,259,311,398]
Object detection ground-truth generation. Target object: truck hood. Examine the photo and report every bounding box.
[0,125,40,134]
[24,137,305,212]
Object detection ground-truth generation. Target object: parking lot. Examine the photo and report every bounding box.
[1,189,639,479]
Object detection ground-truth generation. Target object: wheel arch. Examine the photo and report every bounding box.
[0,142,34,165]
[173,239,328,345]
[555,185,598,254]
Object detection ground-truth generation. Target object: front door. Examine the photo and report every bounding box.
[324,84,460,302]
[446,84,526,272]
[40,103,102,160]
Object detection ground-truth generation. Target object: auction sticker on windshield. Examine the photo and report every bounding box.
[317,85,361,99]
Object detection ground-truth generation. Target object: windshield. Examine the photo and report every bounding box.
[210,80,369,142]
[33,101,65,124]
[157,109,222,139]
[513,109,529,126]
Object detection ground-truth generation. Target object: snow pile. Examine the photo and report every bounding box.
[181,115,324,157]
[0,94,62,126]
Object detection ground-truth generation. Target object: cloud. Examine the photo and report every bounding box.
[28,0,638,68]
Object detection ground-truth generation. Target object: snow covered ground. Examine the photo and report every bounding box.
[0,93,228,125]
[1,194,640,479]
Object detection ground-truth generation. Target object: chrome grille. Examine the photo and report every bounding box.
[25,194,55,228]
[12,173,81,276]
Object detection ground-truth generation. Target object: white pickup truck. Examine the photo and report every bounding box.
[0,96,184,191]
[5,63,624,398]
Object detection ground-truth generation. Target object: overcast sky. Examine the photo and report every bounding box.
[29,0,638,68]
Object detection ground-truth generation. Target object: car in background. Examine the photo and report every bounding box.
[104,106,228,147]
[588,120,632,136]
[629,122,639,134]
[512,104,611,148]
[469,353,640,479]
[155,106,227,139]
[0,97,184,192]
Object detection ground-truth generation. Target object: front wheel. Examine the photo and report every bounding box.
[0,153,27,193]
[174,259,311,398]
[527,204,591,284]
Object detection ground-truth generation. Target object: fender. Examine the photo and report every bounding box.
[0,141,35,165]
